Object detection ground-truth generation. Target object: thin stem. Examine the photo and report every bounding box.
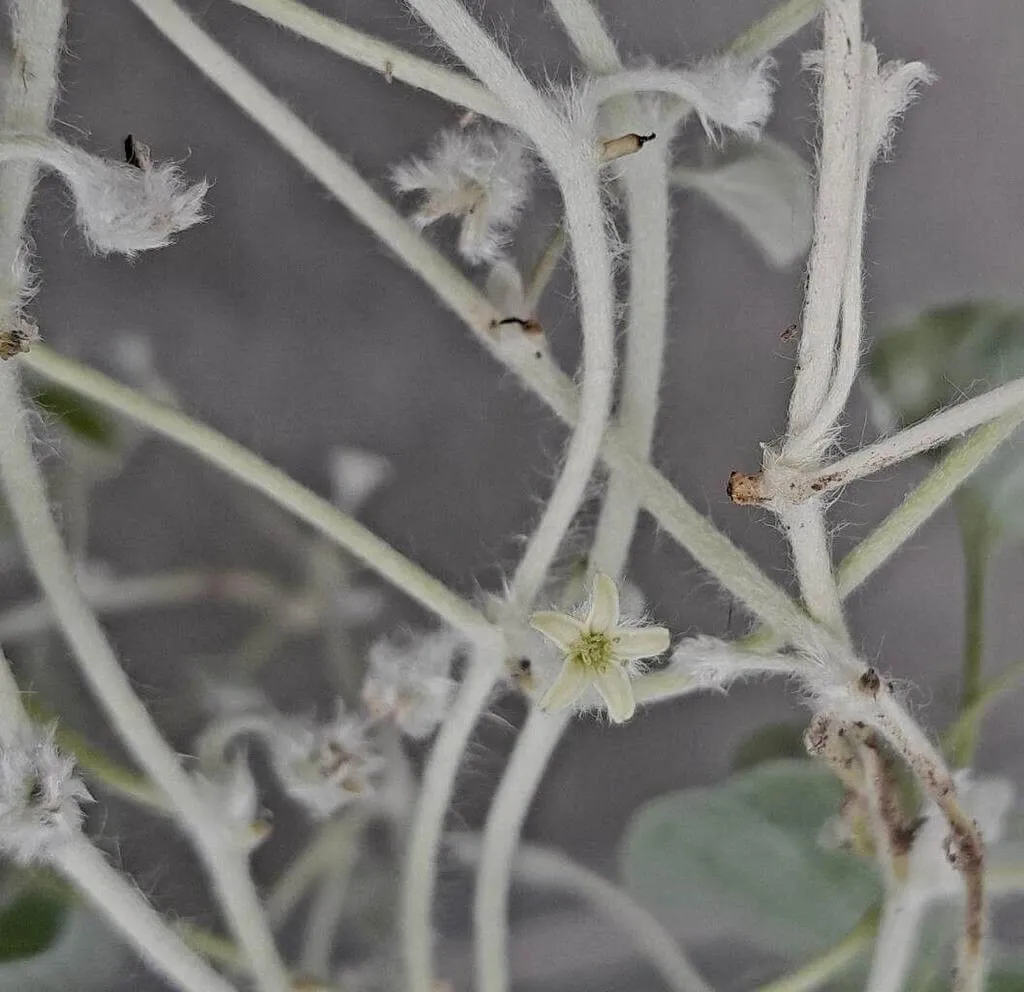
[23,345,494,642]
[0,363,291,992]
[224,0,506,121]
[451,834,714,992]
[951,489,991,768]
[835,411,1024,597]
[731,0,823,60]
[298,815,364,979]
[401,651,500,992]
[474,707,570,992]
[757,906,878,992]
[942,656,1024,764]
[0,568,286,642]
[267,819,350,927]
[123,0,817,647]
[863,889,927,992]
[806,381,1024,497]
[52,836,242,992]
[523,224,566,313]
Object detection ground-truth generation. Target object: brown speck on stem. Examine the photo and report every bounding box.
[0,315,38,360]
[858,667,882,695]
[727,470,766,506]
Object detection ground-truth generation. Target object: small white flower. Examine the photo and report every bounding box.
[267,705,384,819]
[391,126,532,264]
[362,629,461,739]
[530,573,670,723]
[0,726,91,864]
[62,142,209,257]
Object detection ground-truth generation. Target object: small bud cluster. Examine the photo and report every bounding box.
[0,726,91,864]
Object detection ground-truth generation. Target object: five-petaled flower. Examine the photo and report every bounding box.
[530,573,670,723]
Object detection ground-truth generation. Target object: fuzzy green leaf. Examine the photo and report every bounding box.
[0,888,68,963]
[620,760,881,957]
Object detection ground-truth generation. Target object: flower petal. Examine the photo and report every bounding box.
[585,573,619,632]
[613,625,671,661]
[530,611,585,650]
[594,666,636,723]
[539,662,591,713]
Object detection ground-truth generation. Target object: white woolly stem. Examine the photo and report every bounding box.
[590,152,672,580]
[22,345,494,641]
[225,0,507,121]
[784,0,862,451]
[402,0,616,612]
[836,410,1024,596]
[804,380,1024,496]
[452,835,715,992]
[401,651,500,992]
[0,0,64,315]
[863,889,927,992]
[52,837,242,992]
[0,364,290,992]
[123,0,822,647]
[546,0,621,72]
[778,500,847,640]
[475,707,570,992]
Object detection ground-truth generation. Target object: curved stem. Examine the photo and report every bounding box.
[0,364,291,992]
[23,345,494,642]
[474,707,570,992]
[401,650,500,992]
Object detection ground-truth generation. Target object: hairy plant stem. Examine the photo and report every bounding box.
[863,889,927,992]
[0,365,291,992]
[225,0,506,121]
[0,650,240,992]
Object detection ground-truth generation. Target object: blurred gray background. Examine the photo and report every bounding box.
[6,0,1024,988]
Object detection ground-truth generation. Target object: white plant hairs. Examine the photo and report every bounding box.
[0,1,1021,992]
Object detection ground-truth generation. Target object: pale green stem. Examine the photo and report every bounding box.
[757,906,878,992]
[730,0,823,60]
[0,363,291,992]
[224,0,506,121]
[267,819,352,927]
[950,489,992,768]
[401,651,500,992]
[836,411,1024,597]
[942,656,1024,763]
[298,815,365,979]
[0,568,286,641]
[22,344,494,642]
[474,707,570,992]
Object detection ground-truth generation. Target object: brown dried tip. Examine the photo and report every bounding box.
[0,315,39,360]
[599,132,656,164]
[727,470,766,506]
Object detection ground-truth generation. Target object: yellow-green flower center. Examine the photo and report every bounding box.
[568,630,615,673]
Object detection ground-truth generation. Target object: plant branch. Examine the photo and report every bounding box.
[835,410,1024,597]
[22,345,495,642]
[224,0,507,121]
[0,363,291,992]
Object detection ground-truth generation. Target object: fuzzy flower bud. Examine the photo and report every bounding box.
[0,726,91,864]
[362,628,462,739]
[62,141,209,257]
[391,126,532,264]
[267,705,384,819]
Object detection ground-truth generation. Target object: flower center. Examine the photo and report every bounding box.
[569,630,615,673]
